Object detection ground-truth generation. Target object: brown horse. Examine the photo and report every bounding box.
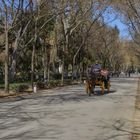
[85,70,110,96]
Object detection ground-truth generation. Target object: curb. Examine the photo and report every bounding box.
[132,78,140,139]
[0,82,80,99]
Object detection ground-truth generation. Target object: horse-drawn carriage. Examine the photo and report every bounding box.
[85,68,110,96]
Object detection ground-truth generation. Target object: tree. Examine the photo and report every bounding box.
[1,0,9,93]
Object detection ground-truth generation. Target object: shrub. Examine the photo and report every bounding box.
[49,80,60,87]
[53,73,62,79]
[10,84,29,92]
[16,84,29,92]
[36,81,45,89]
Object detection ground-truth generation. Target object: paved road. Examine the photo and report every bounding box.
[0,76,139,140]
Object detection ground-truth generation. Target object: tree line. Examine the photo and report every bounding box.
[0,0,139,93]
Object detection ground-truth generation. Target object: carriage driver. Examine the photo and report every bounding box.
[90,60,102,75]
[90,60,109,88]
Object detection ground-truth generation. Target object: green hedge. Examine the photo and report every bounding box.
[10,83,30,92]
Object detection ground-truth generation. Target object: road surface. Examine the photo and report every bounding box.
[0,76,139,140]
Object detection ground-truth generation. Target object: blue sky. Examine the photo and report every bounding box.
[103,8,131,40]
[108,19,131,40]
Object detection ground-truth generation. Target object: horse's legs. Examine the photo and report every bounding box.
[101,81,105,94]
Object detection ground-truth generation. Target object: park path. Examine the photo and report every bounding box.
[0,76,139,140]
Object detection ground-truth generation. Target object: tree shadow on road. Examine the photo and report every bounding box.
[0,83,117,105]
[90,90,116,96]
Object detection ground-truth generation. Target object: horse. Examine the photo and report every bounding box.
[85,69,110,96]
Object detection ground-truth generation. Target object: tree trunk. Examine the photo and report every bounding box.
[61,57,64,85]
[47,60,50,84]
[4,12,9,93]
[10,22,29,81]
[31,45,35,89]
[43,45,47,83]
[10,27,23,82]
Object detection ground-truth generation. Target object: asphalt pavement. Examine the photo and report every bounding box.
[0,75,139,140]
